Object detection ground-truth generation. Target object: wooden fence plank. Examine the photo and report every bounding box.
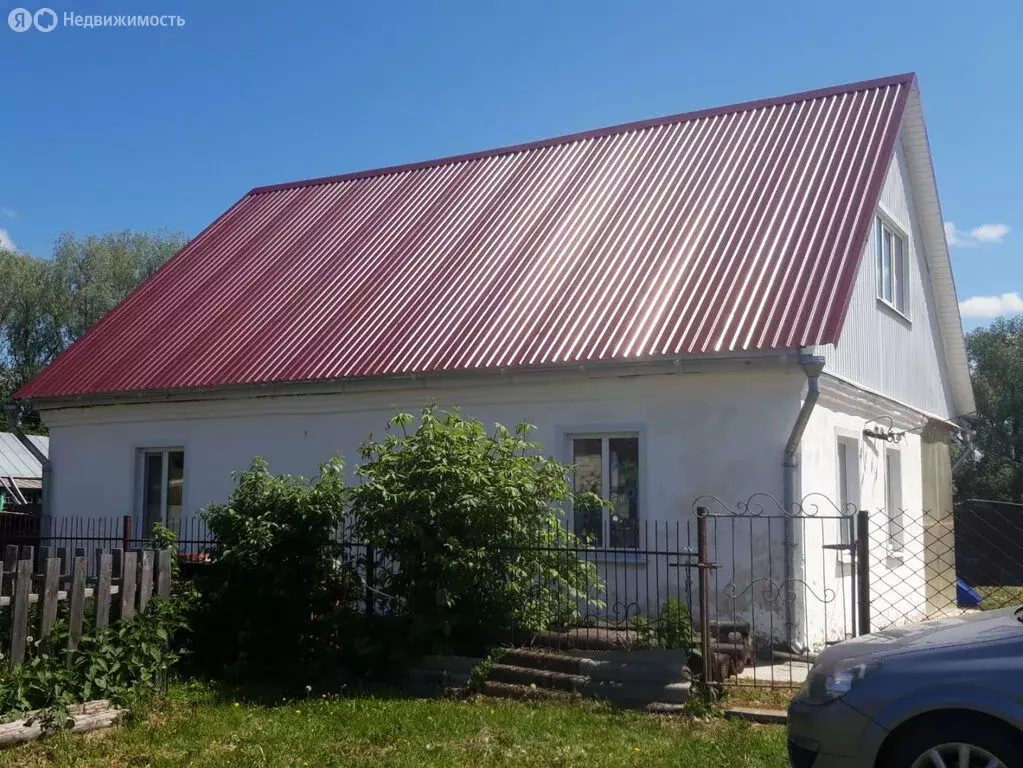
[156,550,171,598]
[68,556,87,654]
[10,560,32,666]
[95,552,113,629]
[4,545,19,574]
[18,546,33,567]
[40,557,61,638]
[119,551,137,621]
[137,550,154,613]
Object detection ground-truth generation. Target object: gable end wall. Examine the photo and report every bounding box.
[817,135,956,420]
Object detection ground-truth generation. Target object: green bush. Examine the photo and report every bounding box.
[0,597,186,722]
[349,407,605,656]
[656,597,700,664]
[192,458,357,679]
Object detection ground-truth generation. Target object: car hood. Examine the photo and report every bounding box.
[817,607,1023,667]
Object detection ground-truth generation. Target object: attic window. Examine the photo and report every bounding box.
[875,215,908,315]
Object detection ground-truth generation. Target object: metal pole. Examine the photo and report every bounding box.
[696,508,714,689]
[856,509,871,635]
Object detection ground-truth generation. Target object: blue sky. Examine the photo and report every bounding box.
[1,0,1019,330]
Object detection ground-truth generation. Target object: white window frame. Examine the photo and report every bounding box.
[875,212,910,318]
[565,432,642,550]
[884,448,904,556]
[136,447,185,534]
[835,435,860,552]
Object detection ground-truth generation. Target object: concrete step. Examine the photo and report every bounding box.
[589,679,692,706]
[489,663,589,692]
[480,681,581,703]
[502,648,582,675]
[647,701,690,715]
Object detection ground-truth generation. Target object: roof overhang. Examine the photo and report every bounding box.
[26,349,803,412]
[898,81,975,416]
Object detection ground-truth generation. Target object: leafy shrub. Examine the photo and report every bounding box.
[656,597,700,664]
[0,597,186,722]
[192,457,357,678]
[349,407,605,656]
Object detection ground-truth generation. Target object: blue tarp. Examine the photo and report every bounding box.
[957,579,983,608]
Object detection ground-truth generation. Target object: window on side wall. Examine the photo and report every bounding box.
[139,448,185,534]
[570,435,639,549]
[836,437,859,547]
[885,449,904,553]
[875,215,909,315]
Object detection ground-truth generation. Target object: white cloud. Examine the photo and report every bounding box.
[0,228,16,251]
[959,292,1023,319]
[945,221,1011,247]
[0,207,15,219]
[970,223,1011,243]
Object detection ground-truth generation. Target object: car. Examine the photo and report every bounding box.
[787,606,1023,767]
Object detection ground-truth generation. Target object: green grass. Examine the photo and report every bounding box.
[0,683,788,767]
[975,586,1023,610]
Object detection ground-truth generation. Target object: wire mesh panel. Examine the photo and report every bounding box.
[863,499,1023,629]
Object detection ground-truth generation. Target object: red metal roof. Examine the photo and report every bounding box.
[19,74,913,400]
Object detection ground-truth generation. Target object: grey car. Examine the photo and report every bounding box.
[787,607,1023,767]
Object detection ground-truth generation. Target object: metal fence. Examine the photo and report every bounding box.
[698,495,1023,689]
[4,498,1022,690]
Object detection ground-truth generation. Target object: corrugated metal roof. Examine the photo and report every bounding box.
[18,74,913,400]
[0,433,48,479]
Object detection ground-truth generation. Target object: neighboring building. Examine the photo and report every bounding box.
[0,432,49,509]
[15,73,974,651]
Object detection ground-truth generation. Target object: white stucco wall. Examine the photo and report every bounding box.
[798,392,927,650]
[42,367,807,629]
[44,370,803,522]
[39,363,940,653]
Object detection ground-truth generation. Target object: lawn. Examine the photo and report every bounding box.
[976,586,1023,610]
[0,684,788,767]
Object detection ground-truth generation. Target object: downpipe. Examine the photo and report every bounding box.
[4,403,52,528]
[951,426,975,474]
[782,353,825,651]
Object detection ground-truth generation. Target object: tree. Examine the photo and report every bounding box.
[0,229,187,430]
[955,317,1023,501]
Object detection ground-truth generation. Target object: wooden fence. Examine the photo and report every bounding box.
[1,544,172,666]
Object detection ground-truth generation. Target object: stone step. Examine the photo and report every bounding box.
[647,701,690,715]
[589,679,692,706]
[479,681,581,703]
[501,648,582,675]
[489,663,589,692]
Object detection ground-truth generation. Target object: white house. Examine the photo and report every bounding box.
[15,73,973,653]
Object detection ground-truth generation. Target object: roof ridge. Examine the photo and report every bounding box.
[248,72,915,196]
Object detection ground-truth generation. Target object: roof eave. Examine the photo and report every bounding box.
[899,82,976,416]
[24,349,804,411]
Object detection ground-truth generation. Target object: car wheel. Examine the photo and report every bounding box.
[886,716,1022,768]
